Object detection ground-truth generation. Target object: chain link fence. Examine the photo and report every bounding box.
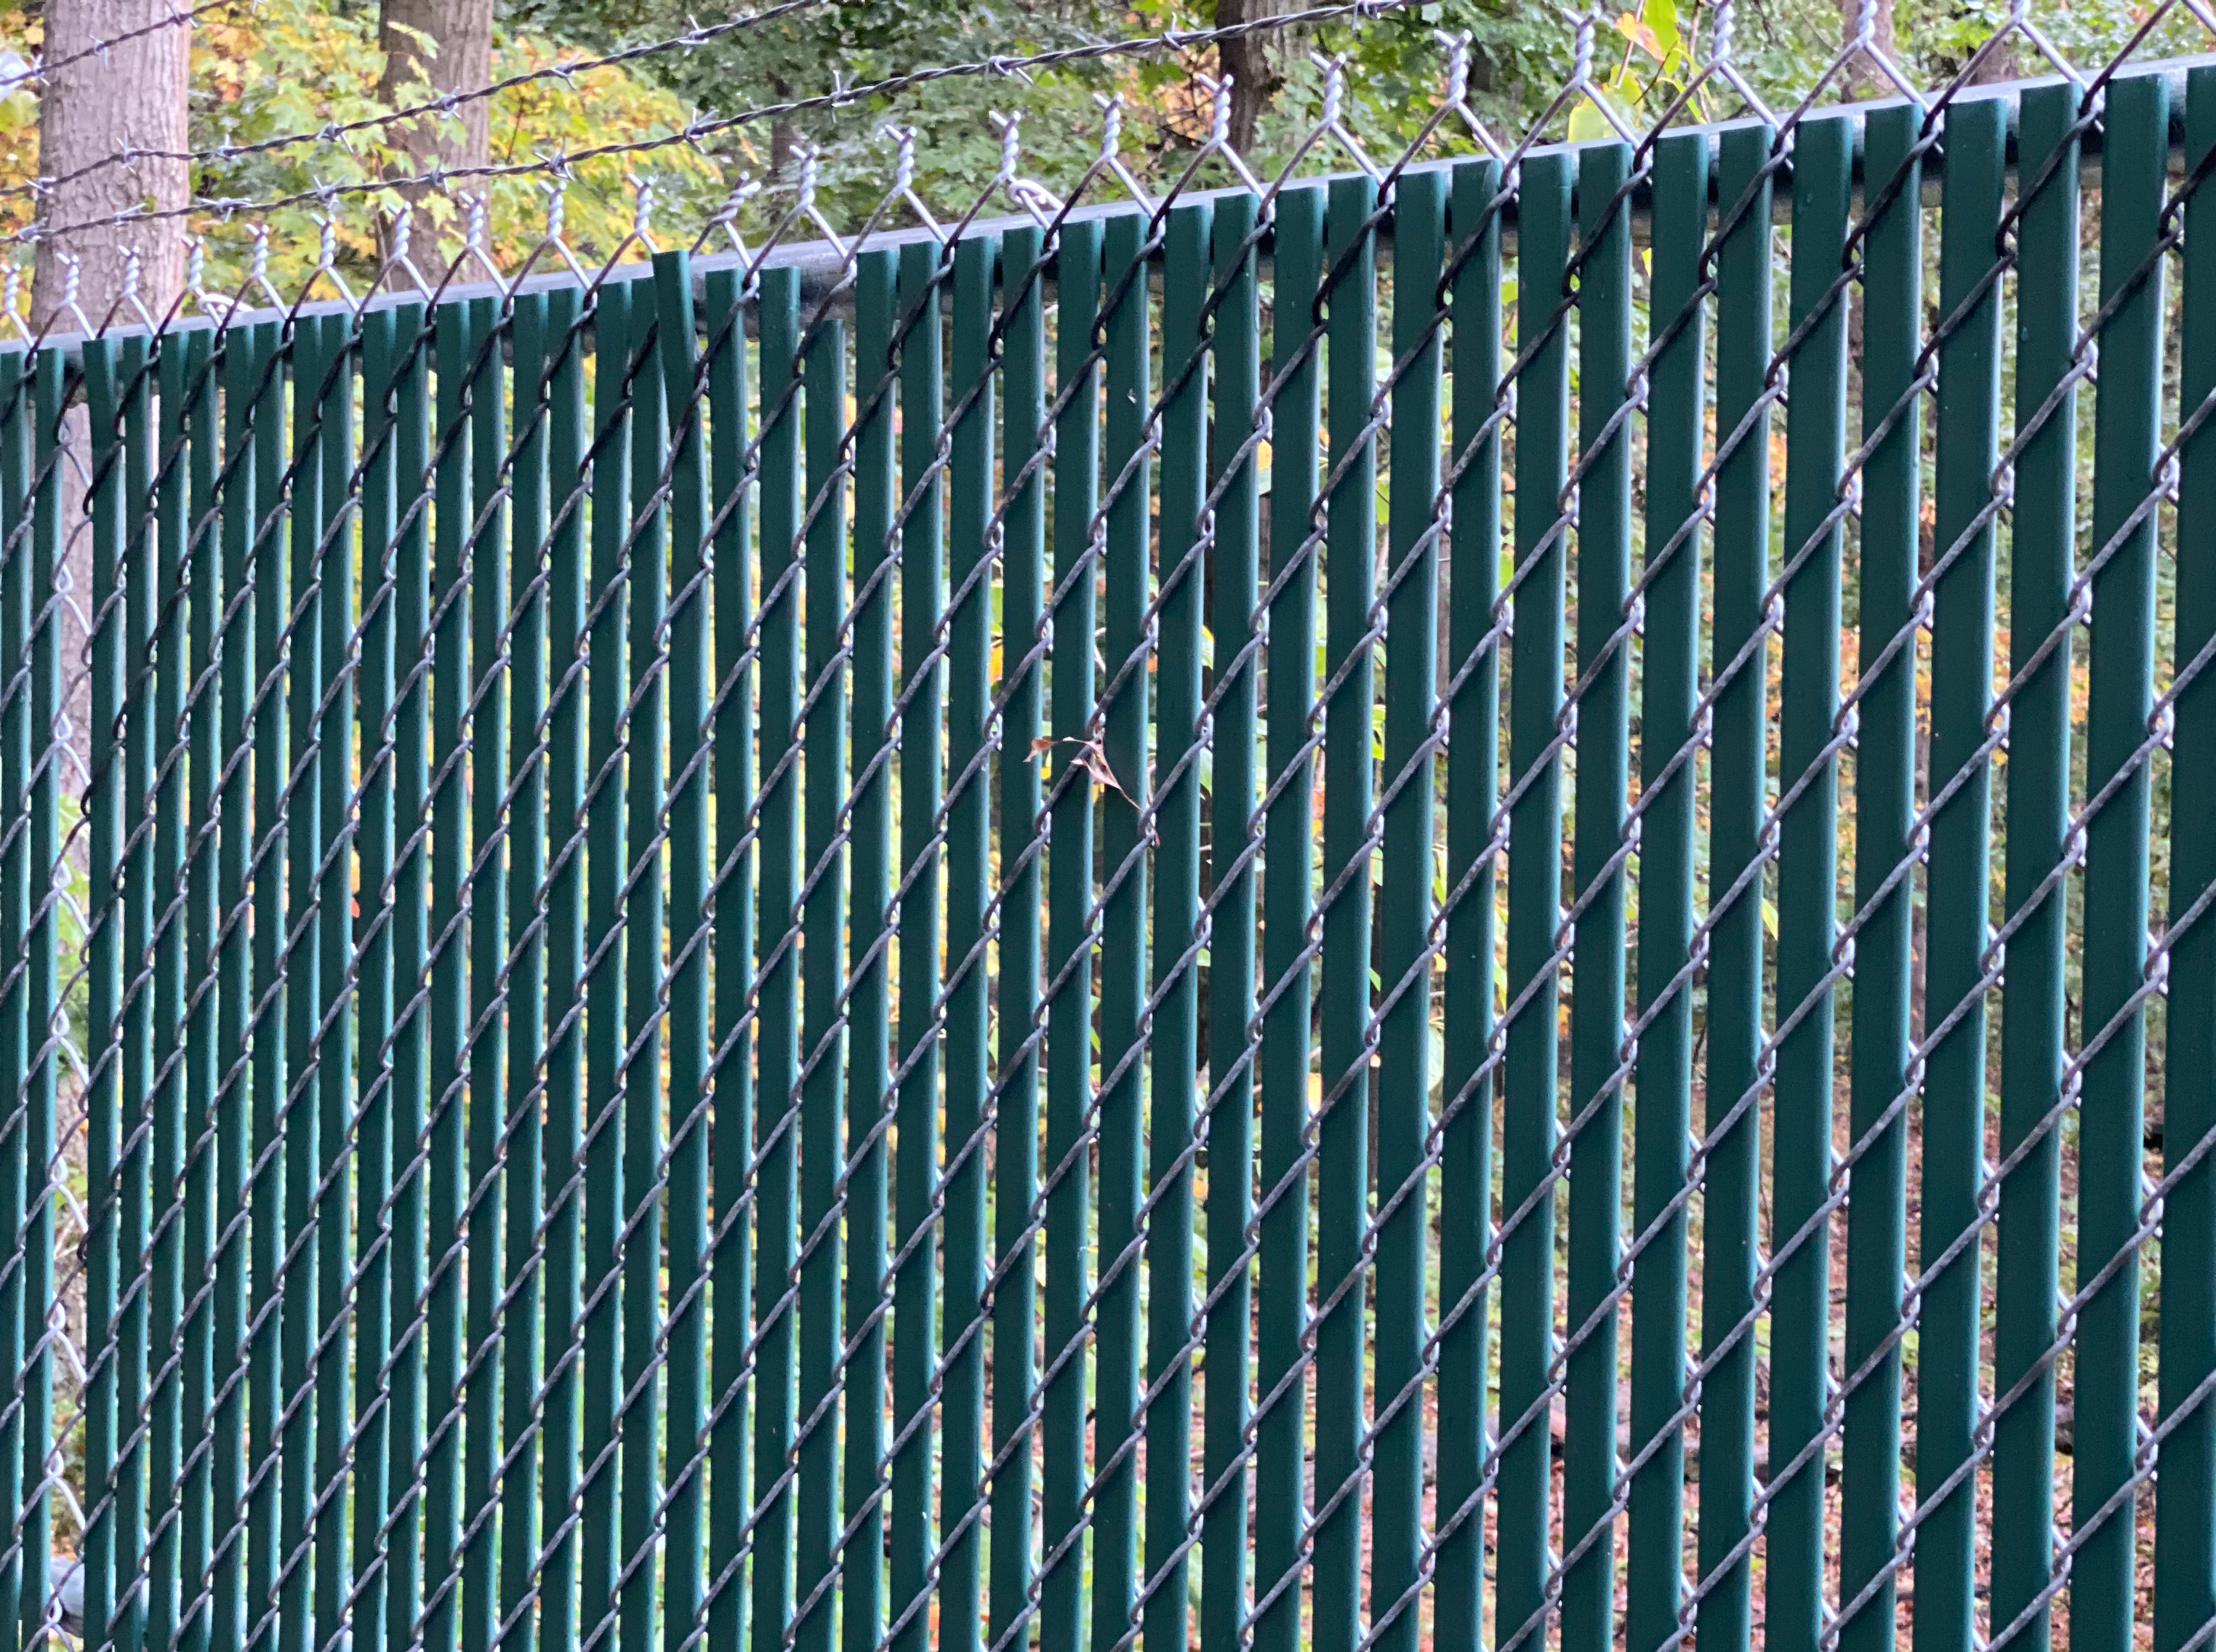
[0,4,2211,1652]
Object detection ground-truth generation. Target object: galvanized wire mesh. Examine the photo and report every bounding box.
[2,6,2215,1652]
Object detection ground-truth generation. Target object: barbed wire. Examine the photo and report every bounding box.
[4,0,1419,259]
[0,0,241,96]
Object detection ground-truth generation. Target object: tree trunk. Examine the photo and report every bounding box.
[1216,0,1284,156]
[379,0,494,249]
[29,0,190,333]
[30,0,190,813]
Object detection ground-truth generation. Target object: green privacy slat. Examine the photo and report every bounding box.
[1371,163,1441,1652]
[2157,62,2216,1652]
[99,326,153,1652]
[9,346,63,1652]
[793,291,846,1652]
[313,310,357,1652]
[840,247,894,1652]
[140,321,186,1652]
[17,343,62,1652]
[655,249,715,1652]
[1037,217,1100,1652]
[1498,149,1568,1647]
[1200,190,1258,1652]
[941,230,997,1652]
[79,336,125,1652]
[244,313,284,1652]
[991,221,1046,1652]
[0,351,23,1649]
[465,289,510,1652]
[579,275,633,1652]
[702,261,753,1652]
[502,288,552,1652]
[1626,129,1704,1652]
[750,265,802,1652]
[354,304,401,1652]
[2074,69,2165,1652]
[1699,124,1772,1652]
[1435,155,1501,1652]
[1562,140,1631,1652]
[1767,112,1849,1652]
[1839,102,1922,1652]
[889,235,944,1652]
[0,342,27,1652]
[1144,199,1210,1652]
[1313,172,1376,1652]
[537,280,587,1652]
[1989,81,2076,1652]
[384,300,433,1652]
[621,277,668,1652]
[180,323,220,1652]
[423,297,475,1652]
[1251,182,1320,1652]
[150,326,193,1652]
[1089,207,1147,1652]
[1914,93,2004,1652]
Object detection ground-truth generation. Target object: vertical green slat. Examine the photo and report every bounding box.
[243,315,285,1652]
[423,298,475,1652]
[1372,164,1442,1652]
[1913,93,2005,1652]
[1990,81,2077,1652]
[1144,199,1210,1652]
[840,249,894,1652]
[702,262,753,1652]
[17,347,61,1650]
[749,266,801,1652]
[385,300,433,1652]
[1088,209,1146,1652]
[1698,124,1773,1652]
[1313,172,1376,1652]
[312,312,356,1652]
[151,327,194,1652]
[1200,191,1259,1652]
[179,324,220,1652]
[80,337,125,1652]
[1562,140,1633,1652]
[1839,102,1924,1652]
[1767,112,1850,1652]
[2073,69,2165,1652]
[1626,129,1705,1652]
[1498,150,1570,1645]
[991,222,1046,1651]
[0,344,27,1652]
[463,289,509,1652]
[577,276,632,1652]
[941,230,997,1652]
[1037,217,1099,1652]
[354,307,400,1652]
[792,292,845,1652]
[619,280,667,1652]
[887,238,943,1652]
[108,328,157,1652]
[537,282,587,1652]
[502,289,552,1652]
[2156,61,2216,1652]
[1251,184,1320,1652]
[654,249,712,1652]
[1434,156,1501,1652]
